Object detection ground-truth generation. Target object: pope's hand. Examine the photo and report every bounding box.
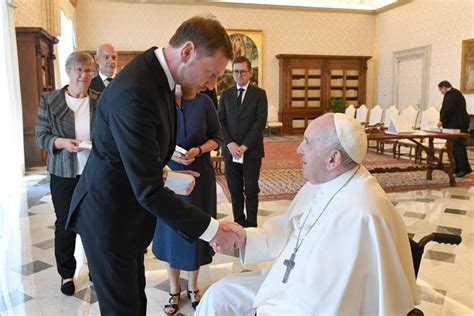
[210,220,242,252]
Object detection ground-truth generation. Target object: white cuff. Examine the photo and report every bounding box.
[199,217,219,242]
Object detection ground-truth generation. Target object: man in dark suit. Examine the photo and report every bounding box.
[438,80,472,177]
[218,56,268,227]
[89,43,117,92]
[66,16,240,315]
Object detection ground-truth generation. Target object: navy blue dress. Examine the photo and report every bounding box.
[152,94,223,271]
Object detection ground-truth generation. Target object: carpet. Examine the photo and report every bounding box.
[216,140,474,202]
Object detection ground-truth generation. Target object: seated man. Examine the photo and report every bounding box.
[198,113,419,316]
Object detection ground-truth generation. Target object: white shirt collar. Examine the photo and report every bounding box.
[237,81,250,91]
[98,72,115,82]
[319,165,360,194]
[155,47,175,91]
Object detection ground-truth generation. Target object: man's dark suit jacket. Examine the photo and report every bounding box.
[218,84,268,159]
[66,47,211,256]
[89,75,106,93]
[440,87,469,132]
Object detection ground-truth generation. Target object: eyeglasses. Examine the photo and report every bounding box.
[233,70,249,75]
[69,67,94,75]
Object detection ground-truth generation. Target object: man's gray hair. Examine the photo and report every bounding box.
[65,51,94,69]
[324,128,358,169]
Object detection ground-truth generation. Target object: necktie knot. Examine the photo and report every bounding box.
[106,77,113,82]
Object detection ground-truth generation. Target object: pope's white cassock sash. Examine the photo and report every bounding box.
[197,166,419,316]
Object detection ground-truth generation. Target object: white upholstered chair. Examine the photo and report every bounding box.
[267,104,283,135]
[377,105,399,154]
[345,104,356,118]
[355,104,369,125]
[367,105,384,126]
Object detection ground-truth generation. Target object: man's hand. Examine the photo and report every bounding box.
[210,220,242,252]
[222,221,246,249]
[227,142,244,159]
[171,150,195,165]
[437,121,443,128]
[54,138,84,153]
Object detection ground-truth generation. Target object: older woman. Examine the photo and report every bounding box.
[152,85,223,315]
[35,51,99,296]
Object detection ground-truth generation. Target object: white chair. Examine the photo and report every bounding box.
[267,104,283,135]
[345,104,356,118]
[355,104,369,125]
[413,107,446,163]
[377,105,399,154]
[400,105,419,129]
[368,105,384,126]
[394,106,421,160]
[383,105,399,127]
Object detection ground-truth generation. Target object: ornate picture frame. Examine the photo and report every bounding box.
[217,29,263,96]
[461,38,474,93]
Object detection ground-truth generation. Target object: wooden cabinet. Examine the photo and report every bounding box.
[277,54,371,134]
[16,27,58,168]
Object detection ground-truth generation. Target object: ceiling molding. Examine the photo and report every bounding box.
[100,0,413,15]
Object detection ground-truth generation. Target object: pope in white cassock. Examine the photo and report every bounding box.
[198,113,419,316]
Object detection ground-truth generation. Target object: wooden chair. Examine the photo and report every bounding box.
[267,104,283,136]
[394,106,419,159]
[355,104,369,125]
[210,149,224,174]
[345,104,356,118]
[377,105,399,154]
[367,105,384,126]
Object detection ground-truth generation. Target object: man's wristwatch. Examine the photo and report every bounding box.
[197,146,202,156]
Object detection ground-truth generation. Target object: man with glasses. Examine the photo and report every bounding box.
[218,56,268,227]
[90,43,117,92]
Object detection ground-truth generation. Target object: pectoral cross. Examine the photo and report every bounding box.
[282,252,296,283]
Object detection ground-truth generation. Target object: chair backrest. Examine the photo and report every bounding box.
[345,104,356,118]
[383,105,399,127]
[400,105,419,129]
[368,105,384,125]
[355,104,369,124]
[419,106,440,130]
[268,104,280,122]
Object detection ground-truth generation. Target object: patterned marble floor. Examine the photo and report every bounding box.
[1,149,473,315]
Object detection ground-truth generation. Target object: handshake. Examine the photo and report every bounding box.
[209,220,246,253]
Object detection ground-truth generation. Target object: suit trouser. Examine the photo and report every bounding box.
[50,174,79,279]
[73,210,147,316]
[453,137,472,173]
[224,157,262,227]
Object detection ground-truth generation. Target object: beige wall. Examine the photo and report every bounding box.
[375,0,474,113]
[14,0,43,28]
[74,0,376,108]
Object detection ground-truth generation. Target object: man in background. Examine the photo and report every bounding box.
[90,43,117,92]
[438,80,472,177]
[218,56,268,227]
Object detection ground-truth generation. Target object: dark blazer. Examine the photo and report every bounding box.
[89,75,106,93]
[66,47,211,255]
[35,86,99,178]
[218,84,268,160]
[440,88,469,132]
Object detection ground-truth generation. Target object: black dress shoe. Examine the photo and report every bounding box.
[61,279,75,296]
[455,171,471,178]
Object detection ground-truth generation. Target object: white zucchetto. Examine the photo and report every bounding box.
[334,113,367,163]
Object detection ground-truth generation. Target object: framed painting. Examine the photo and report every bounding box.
[217,29,263,96]
[461,39,474,93]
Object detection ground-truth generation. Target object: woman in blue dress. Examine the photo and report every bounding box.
[153,85,223,315]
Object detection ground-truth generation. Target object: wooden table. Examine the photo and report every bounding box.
[367,132,470,186]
